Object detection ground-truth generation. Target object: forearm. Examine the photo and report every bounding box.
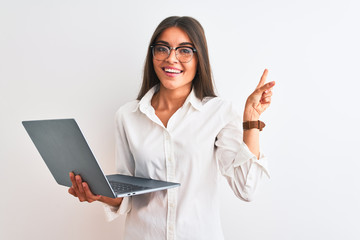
[243,129,260,159]
[243,109,260,159]
[99,196,123,207]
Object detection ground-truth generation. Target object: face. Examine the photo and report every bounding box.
[152,27,198,93]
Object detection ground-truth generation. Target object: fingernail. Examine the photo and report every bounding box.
[270,81,275,86]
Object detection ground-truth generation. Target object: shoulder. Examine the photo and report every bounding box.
[202,96,242,124]
[115,100,139,120]
[203,96,239,113]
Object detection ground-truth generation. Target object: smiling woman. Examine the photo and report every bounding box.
[151,27,198,96]
[68,16,275,240]
[139,16,216,101]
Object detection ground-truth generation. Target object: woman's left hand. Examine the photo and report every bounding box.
[243,69,275,121]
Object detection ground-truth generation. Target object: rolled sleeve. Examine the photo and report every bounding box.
[234,142,270,179]
[216,118,270,201]
[103,197,132,222]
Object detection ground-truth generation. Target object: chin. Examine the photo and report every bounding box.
[161,82,181,90]
[160,80,192,91]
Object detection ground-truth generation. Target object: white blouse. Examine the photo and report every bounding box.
[104,85,270,240]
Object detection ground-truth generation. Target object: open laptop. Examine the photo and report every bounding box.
[22,118,180,198]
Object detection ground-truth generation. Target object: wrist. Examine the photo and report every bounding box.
[243,120,266,131]
[99,196,123,207]
[243,108,260,121]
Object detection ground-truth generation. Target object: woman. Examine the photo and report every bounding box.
[69,16,275,240]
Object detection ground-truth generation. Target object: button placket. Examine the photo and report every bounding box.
[164,130,177,240]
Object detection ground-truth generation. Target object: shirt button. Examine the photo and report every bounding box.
[165,132,170,139]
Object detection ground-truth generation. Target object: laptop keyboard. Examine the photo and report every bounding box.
[109,181,149,194]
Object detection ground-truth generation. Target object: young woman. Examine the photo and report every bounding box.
[68,16,275,240]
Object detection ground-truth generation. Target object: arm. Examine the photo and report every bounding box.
[243,69,275,159]
[216,119,270,202]
[215,69,274,201]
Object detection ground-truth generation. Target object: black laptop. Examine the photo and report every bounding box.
[22,119,180,198]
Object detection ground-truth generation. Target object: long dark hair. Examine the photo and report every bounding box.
[137,16,216,100]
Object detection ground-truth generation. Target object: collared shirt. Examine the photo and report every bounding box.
[104,85,270,240]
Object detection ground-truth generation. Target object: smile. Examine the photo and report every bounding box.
[163,67,183,74]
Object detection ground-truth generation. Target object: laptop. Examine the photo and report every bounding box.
[22,118,180,198]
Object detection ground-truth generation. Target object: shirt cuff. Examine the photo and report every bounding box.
[233,142,271,179]
[103,197,131,222]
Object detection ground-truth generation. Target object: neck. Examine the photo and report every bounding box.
[151,84,192,111]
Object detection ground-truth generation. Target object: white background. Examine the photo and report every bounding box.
[1,0,360,239]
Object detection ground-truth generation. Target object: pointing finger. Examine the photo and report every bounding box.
[256,69,269,89]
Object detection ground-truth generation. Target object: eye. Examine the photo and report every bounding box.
[155,45,169,53]
[178,47,192,55]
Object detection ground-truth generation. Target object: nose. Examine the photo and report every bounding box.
[166,48,178,63]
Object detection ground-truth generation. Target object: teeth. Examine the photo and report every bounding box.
[164,68,181,73]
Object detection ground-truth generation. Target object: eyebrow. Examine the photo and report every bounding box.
[155,40,194,47]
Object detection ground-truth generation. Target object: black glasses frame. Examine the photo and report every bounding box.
[150,44,197,63]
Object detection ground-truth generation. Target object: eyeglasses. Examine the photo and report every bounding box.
[151,44,197,63]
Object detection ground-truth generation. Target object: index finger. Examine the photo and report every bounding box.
[256,69,268,89]
[69,172,78,190]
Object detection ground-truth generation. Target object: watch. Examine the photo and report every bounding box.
[243,120,266,131]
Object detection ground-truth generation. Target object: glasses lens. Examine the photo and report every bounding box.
[152,45,195,63]
[176,47,194,63]
[153,45,169,60]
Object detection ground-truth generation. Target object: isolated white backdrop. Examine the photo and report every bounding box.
[1,0,359,239]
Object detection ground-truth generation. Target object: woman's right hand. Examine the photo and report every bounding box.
[68,172,123,207]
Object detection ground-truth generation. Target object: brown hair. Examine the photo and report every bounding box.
[137,16,216,100]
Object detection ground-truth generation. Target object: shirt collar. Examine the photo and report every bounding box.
[184,87,203,111]
[131,85,158,113]
[132,84,204,113]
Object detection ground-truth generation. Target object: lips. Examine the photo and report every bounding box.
[162,67,183,74]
